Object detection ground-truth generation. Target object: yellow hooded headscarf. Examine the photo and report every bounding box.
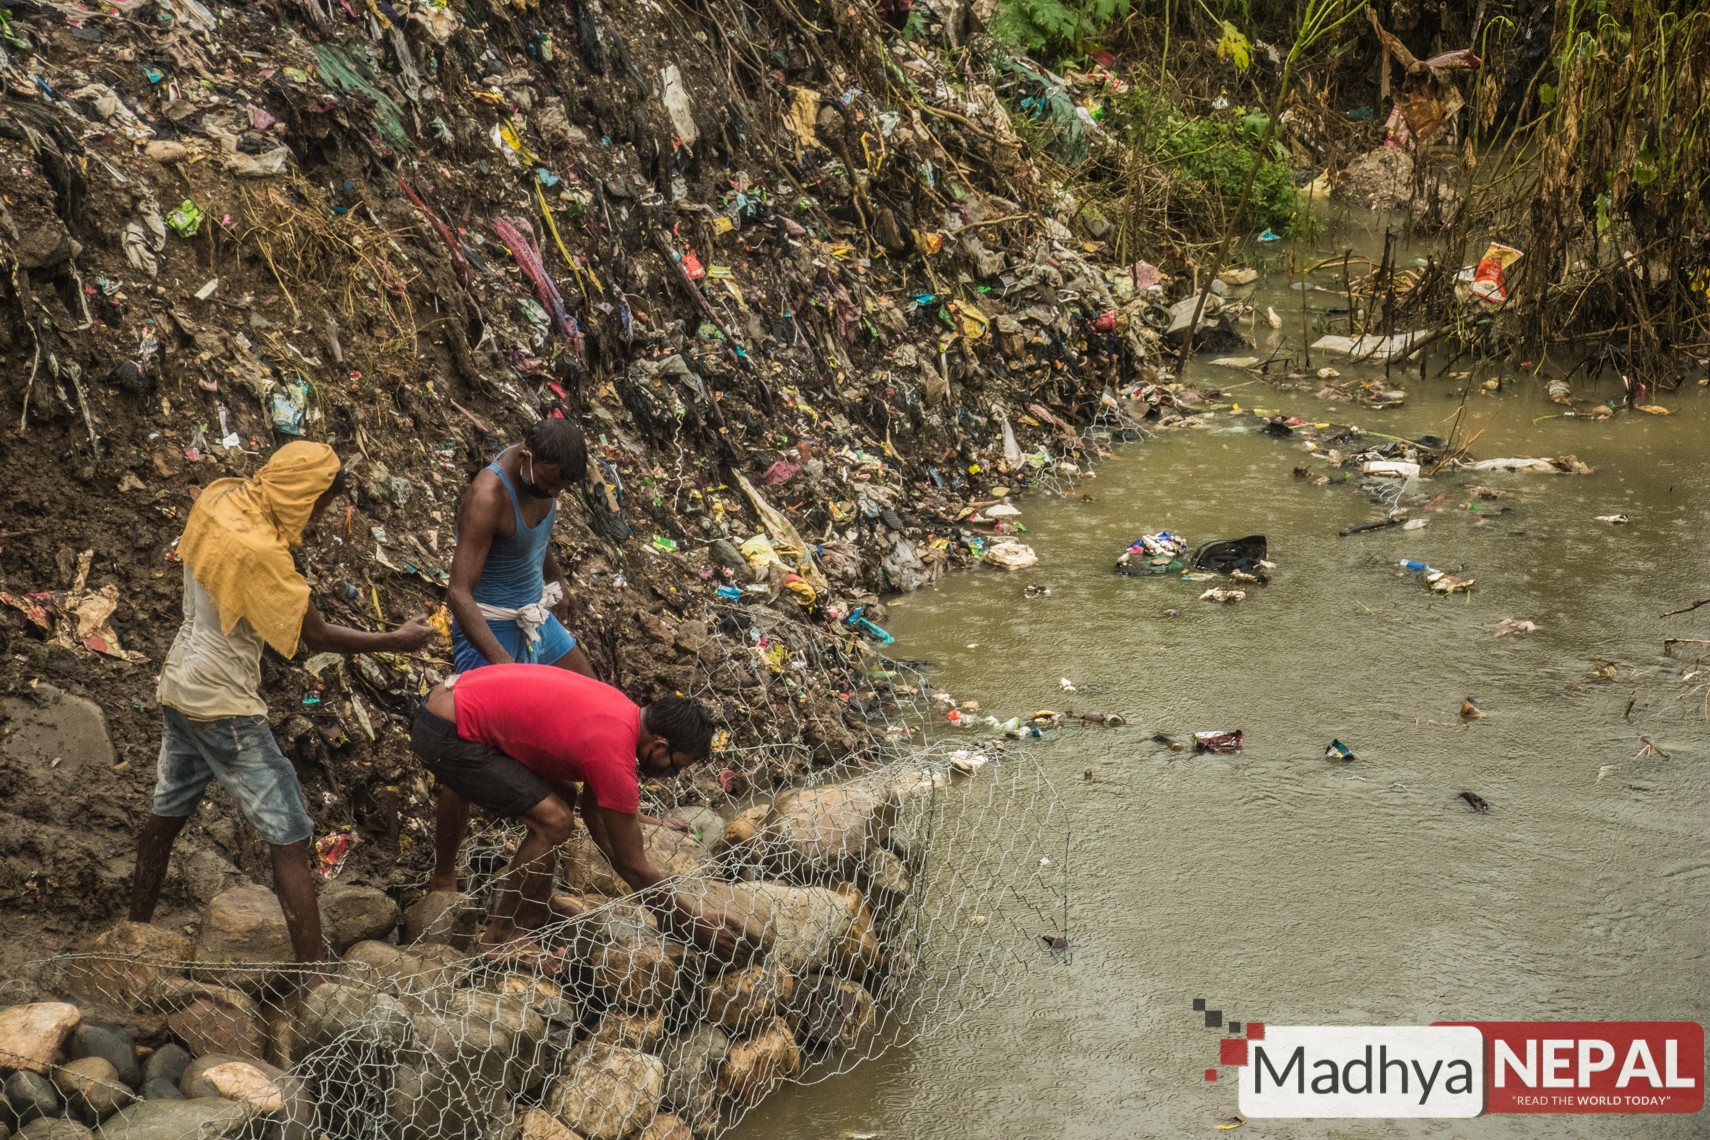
[177,441,341,658]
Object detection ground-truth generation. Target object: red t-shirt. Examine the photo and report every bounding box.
[451,664,642,814]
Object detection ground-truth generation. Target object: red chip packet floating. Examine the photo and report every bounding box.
[1193,729,1244,754]
[1470,242,1524,303]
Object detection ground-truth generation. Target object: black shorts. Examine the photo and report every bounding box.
[410,705,551,818]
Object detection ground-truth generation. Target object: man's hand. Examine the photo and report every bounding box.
[389,614,438,652]
[681,904,749,960]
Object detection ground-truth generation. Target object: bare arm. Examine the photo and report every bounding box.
[583,800,743,958]
[542,543,577,625]
[446,478,515,666]
[299,604,435,654]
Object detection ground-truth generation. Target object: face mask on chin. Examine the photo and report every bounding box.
[521,454,555,499]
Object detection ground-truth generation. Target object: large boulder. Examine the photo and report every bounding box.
[52,1057,134,1123]
[581,913,686,1016]
[638,1114,693,1140]
[62,924,194,1011]
[412,989,552,1096]
[785,975,877,1051]
[92,1096,250,1139]
[761,781,898,879]
[657,1026,727,1131]
[0,1003,81,1075]
[342,941,462,997]
[19,1119,93,1140]
[588,1010,666,1054]
[388,1061,506,1140]
[701,964,794,1036]
[545,1046,665,1140]
[678,882,880,979]
[291,982,413,1054]
[139,1045,190,1091]
[400,891,480,949]
[318,883,400,949]
[192,884,400,987]
[562,827,713,896]
[504,1106,584,1140]
[715,1017,800,1109]
[161,985,265,1061]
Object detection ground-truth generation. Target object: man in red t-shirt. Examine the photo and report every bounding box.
[410,664,743,959]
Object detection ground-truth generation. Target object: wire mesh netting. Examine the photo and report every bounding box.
[33,696,1067,1140]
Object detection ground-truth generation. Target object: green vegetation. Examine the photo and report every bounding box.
[1119,89,1299,233]
[990,0,1134,55]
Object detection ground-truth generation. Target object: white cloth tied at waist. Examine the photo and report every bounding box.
[474,580,563,651]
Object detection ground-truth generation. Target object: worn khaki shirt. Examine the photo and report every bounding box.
[156,567,268,719]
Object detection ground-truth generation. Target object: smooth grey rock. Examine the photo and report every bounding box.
[68,1027,140,1091]
[138,1080,183,1103]
[2,1072,61,1129]
[138,1046,189,1091]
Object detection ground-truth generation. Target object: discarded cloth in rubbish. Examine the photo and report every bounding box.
[1114,531,1188,577]
[1463,455,1593,475]
[1193,729,1243,754]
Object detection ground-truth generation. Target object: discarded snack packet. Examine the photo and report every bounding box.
[1193,729,1243,754]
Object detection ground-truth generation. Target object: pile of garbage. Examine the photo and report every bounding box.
[0,0,1230,980]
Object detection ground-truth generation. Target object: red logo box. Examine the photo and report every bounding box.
[1437,1021,1703,1114]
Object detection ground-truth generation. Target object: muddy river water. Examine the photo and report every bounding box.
[733,244,1710,1137]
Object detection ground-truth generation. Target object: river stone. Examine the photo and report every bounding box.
[139,1045,189,1090]
[761,781,897,877]
[585,916,685,1015]
[637,1114,692,1140]
[668,808,726,848]
[545,1046,665,1140]
[180,1056,285,1113]
[412,989,551,1096]
[63,924,194,1011]
[162,985,264,1061]
[0,1004,81,1075]
[3,1071,61,1128]
[18,1119,92,1140]
[858,848,912,909]
[193,883,403,984]
[92,1097,249,1139]
[678,881,878,977]
[715,1017,800,1108]
[504,1106,583,1140]
[138,1079,183,1102]
[702,964,794,1035]
[786,975,876,1051]
[400,891,479,949]
[53,1058,134,1123]
[388,1061,505,1140]
[342,940,462,995]
[562,826,712,896]
[719,805,769,854]
[319,883,400,950]
[294,982,413,1052]
[588,1009,666,1054]
[66,1027,139,1093]
[658,1026,727,1120]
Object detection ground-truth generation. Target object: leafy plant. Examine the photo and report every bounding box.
[991,0,1134,54]
[1120,89,1299,232]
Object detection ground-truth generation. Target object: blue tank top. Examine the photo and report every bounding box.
[469,461,556,607]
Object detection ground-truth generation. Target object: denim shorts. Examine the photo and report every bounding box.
[152,708,314,846]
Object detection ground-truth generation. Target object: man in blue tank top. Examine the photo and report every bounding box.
[446,418,594,677]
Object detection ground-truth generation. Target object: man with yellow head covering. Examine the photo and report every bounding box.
[127,441,435,970]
